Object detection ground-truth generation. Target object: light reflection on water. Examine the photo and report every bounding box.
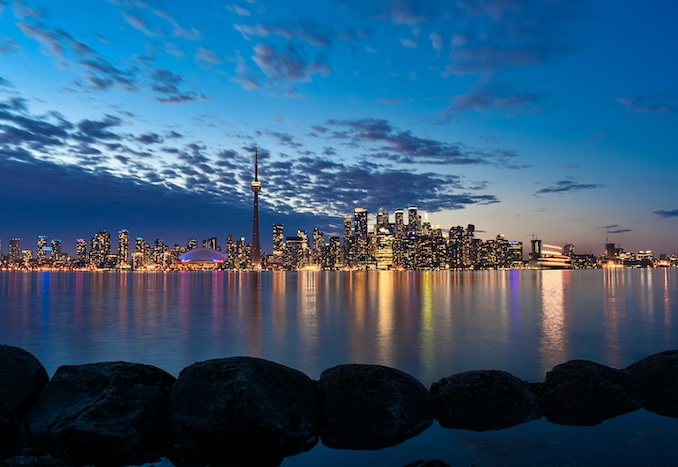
[2,269,678,465]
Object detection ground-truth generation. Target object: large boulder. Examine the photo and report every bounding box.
[168,357,319,467]
[430,369,543,431]
[626,349,678,417]
[541,359,649,426]
[23,361,175,465]
[0,345,49,459]
[319,363,433,450]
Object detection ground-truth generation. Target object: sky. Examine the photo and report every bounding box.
[1,0,677,256]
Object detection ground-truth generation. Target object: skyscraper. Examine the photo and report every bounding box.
[9,238,20,264]
[37,235,47,265]
[118,229,129,267]
[90,230,111,266]
[76,238,88,264]
[250,147,262,268]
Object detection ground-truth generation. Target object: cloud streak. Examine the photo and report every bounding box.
[535,179,605,196]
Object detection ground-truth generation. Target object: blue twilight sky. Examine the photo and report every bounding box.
[0,0,677,256]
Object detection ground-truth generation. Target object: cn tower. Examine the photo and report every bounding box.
[250,146,262,268]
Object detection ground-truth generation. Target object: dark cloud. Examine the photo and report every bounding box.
[535,180,605,196]
[166,130,183,139]
[75,115,123,142]
[654,209,678,218]
[446,80,542,115]
[608,228,632,234]
[252,43,331,82]
[324,118,518,166]
[149,68,208,103]
[618,96,674,114]
[136,133,164,145]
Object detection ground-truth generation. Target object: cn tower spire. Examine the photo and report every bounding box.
[250,144,262,269]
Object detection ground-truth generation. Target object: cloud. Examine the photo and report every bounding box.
[607,228,632,234]
[124,14,161,37]
[252,43,330,82]
[234,22,330,47]
[654,209,678,218]
[0,37,20,54]
[149,68,207,103]
[136,133,163,145]
[446,80,541,115]
[196,46,223,65]
[429,32,443,54]
[324,118,521,166]
[535,179,605,196]
[618,96,674,114]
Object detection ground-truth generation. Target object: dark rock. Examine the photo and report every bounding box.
[168,356,319,467]
[319,363,433,450]
[403,460,451,467]
[431,369,543,431]
[626,349,678,417]
[541,359,649,426]
[22,361,175,466]
[0,345,49,459]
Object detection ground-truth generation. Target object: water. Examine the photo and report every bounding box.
[1,269,677,466]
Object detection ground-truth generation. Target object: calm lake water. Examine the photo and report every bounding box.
[1,269,677,466]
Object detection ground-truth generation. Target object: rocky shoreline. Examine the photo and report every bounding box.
[1,345,676,466]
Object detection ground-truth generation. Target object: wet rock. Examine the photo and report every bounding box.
[541,359,649,426]
[319,363,433,450]
[431,369,543,431]
[23,361,175,466]
[626,349,678,417]
[0,345,49,459]
[168,356,319,467]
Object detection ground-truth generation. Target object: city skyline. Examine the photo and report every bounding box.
[1,1,677,255]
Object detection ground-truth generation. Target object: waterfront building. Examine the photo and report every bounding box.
[51,239,62,264]
[354,208,368,266]
[394,208,405,237]
[37,236,48,265]
[448,226,464,269]
[22,249,32,267]
[312,227,324,266]
[509,241,524,268]
[250,146,262,268]
[75,238,87,265]
[90,230,111,267]
[118,229,129,267]
[202,237,218,250]
[272,224,285,268]
[325,236,341,270]
[188,238,198,250]
[9,238,21,264]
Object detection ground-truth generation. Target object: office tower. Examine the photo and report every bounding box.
[353,208,368,265]
[75,238,87,264]
[509,241,524,267]
[51,239,62,262]
[188,238,198,250]
[448,226,464,269]
[153,239,168,265]
[564,244,575,257]
[37,235,47,264]
[273,224,285,264]
[343,215,352,241]
[9,238,21,264]
[118,229,130,266]
[22,249,32,266]
[134,237,145,268]
[312,227,324,265]
[250,146,262,268]
[90,230,111,266]
[394,208,405,236]
[327,236,341,270]
[407,205,422,235]
[203,237,218,250]
[376,205,389,230]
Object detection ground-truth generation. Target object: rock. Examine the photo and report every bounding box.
[430,369,543,431]
[0,345,49,459]
[1,454,71,466]
[541,359,649,426]
[626,349,678,417]
[22,361,175,466]
[403,460,451,467]
[168,356,319,467]
[319,363,433,450]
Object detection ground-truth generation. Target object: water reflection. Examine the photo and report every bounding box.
[539,271,566,372]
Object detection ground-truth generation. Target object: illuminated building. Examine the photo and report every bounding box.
[448,226,464,269]
[509,241,524,268]
[51,239,62,263]
[202,237,218,250]
[374,225,394,269]
[9,238,21,264]
[250,146,262,268]
[326,236,341,269]
[376,205,389,230]
[90,230,111,267]
[354,208,368,266]
[76,238,88,265]
[188,238,198,250]
[408,205,420,235]
[118,229,129,267]
[312,227,324,266]
[22,249,32,267]
[394,208,405,237]
[178,247,227,269]
[463,225,476,269]
[37,236,47,265]
[134,237,146,269]
[343,215,354,266]
[272,224,285,267]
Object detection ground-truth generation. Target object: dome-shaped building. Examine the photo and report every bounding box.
[177,248,227,269]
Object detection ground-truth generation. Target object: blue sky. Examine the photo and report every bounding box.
[1,0,677,256]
